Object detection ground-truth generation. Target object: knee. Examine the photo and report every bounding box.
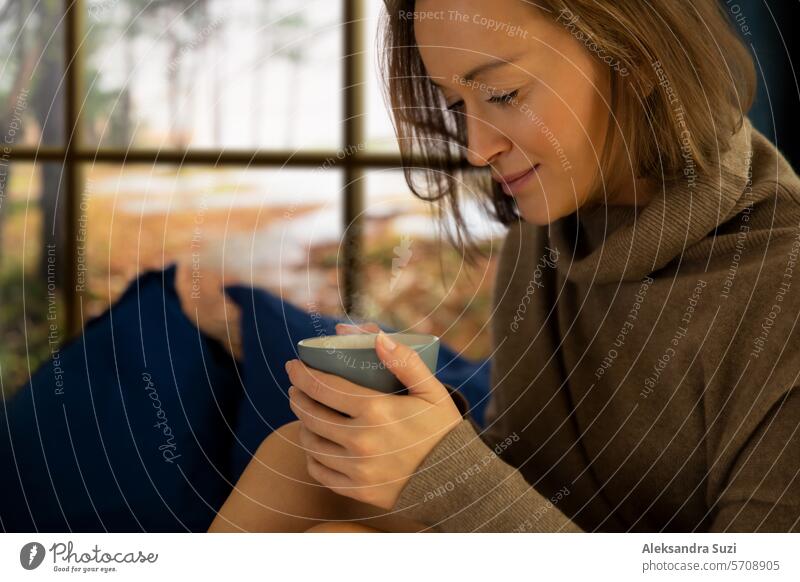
[305,521,383,533]
[257,420,302,455]
[274,419,302,441]
[251,420,306,474]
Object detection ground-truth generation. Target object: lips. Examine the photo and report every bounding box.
[492,164,540,195]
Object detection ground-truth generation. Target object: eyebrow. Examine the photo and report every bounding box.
[462,53,525,81]
[429,52,526,89]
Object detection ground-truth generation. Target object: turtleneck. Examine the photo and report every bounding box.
[549,119,756,283]
[393,117,800,532]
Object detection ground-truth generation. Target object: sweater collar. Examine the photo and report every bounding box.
[546,119,755,284]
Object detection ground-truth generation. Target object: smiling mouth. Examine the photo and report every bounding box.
[493,164,540,195]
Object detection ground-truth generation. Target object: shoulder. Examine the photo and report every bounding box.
[693,219,800,471]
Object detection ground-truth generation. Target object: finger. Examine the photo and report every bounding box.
[306,455,357,495]
[297,423,352,460]
[289,386,354,445]
[374,332,447,403]
[335,322,382,335]
[306,446,358,478]
[299,424,360,477]
[286,359,375,416]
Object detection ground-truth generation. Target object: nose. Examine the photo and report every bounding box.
[463,110,510,167]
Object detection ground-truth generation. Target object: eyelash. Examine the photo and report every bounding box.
[446,89,520,112]
[488,89,519,105]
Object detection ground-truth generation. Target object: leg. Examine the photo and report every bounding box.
[208,421,427,533]
[305,522,384,533]
[174,262,243,360]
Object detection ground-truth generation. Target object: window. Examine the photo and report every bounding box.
[1,0,500,395]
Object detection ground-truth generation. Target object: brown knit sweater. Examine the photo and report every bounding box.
[392,119,800,532]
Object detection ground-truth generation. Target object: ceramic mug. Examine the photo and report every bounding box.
[296,333,440,394]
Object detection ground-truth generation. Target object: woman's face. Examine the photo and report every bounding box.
[414,0,612,225]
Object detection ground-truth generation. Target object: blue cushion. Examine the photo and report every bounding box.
[0,265,242,532]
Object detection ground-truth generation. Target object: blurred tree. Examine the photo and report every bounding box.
[113,0,215,147]
[0,0,131,286]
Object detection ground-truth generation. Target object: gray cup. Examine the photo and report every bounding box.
[296,333,440,394]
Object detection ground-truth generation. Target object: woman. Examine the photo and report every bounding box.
[210,0,800,532]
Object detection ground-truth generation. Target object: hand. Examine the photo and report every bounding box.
[284,332,463,510]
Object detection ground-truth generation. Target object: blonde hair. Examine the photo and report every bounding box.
[379,0,756,263]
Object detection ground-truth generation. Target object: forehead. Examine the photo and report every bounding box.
[412,0,551,68]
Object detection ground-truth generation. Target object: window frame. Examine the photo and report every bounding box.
[7,0,399,337]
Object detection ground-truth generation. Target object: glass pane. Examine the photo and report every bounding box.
[83,0,342,150]
[358,171,505,360]
[0,162,67,396]
[0,2,65,146]
[82,164,343,318]
[365,0,399,153]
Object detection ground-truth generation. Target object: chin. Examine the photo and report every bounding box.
[516,193,572,226]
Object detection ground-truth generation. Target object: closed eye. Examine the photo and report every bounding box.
[446,89,520,113]
[487,90,519,105]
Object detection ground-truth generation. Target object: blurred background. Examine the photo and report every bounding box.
[1,0,798,392]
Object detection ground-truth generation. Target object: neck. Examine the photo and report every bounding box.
[581,175,654,214]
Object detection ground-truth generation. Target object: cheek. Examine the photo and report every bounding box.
[511,92,582,170]
[533,61,608,166]
[538,88,608,203]
[567,82,611,189]
[507,102,571,170]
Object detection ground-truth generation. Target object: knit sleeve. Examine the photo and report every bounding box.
[391,418,584,532]
[708,388,800,532]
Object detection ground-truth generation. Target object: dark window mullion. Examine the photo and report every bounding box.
[7,147,407,167]
[342,0,366,318]
[65,0,84,337]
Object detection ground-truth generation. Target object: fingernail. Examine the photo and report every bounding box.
[285,360,293,373]
[378,331,397,351]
